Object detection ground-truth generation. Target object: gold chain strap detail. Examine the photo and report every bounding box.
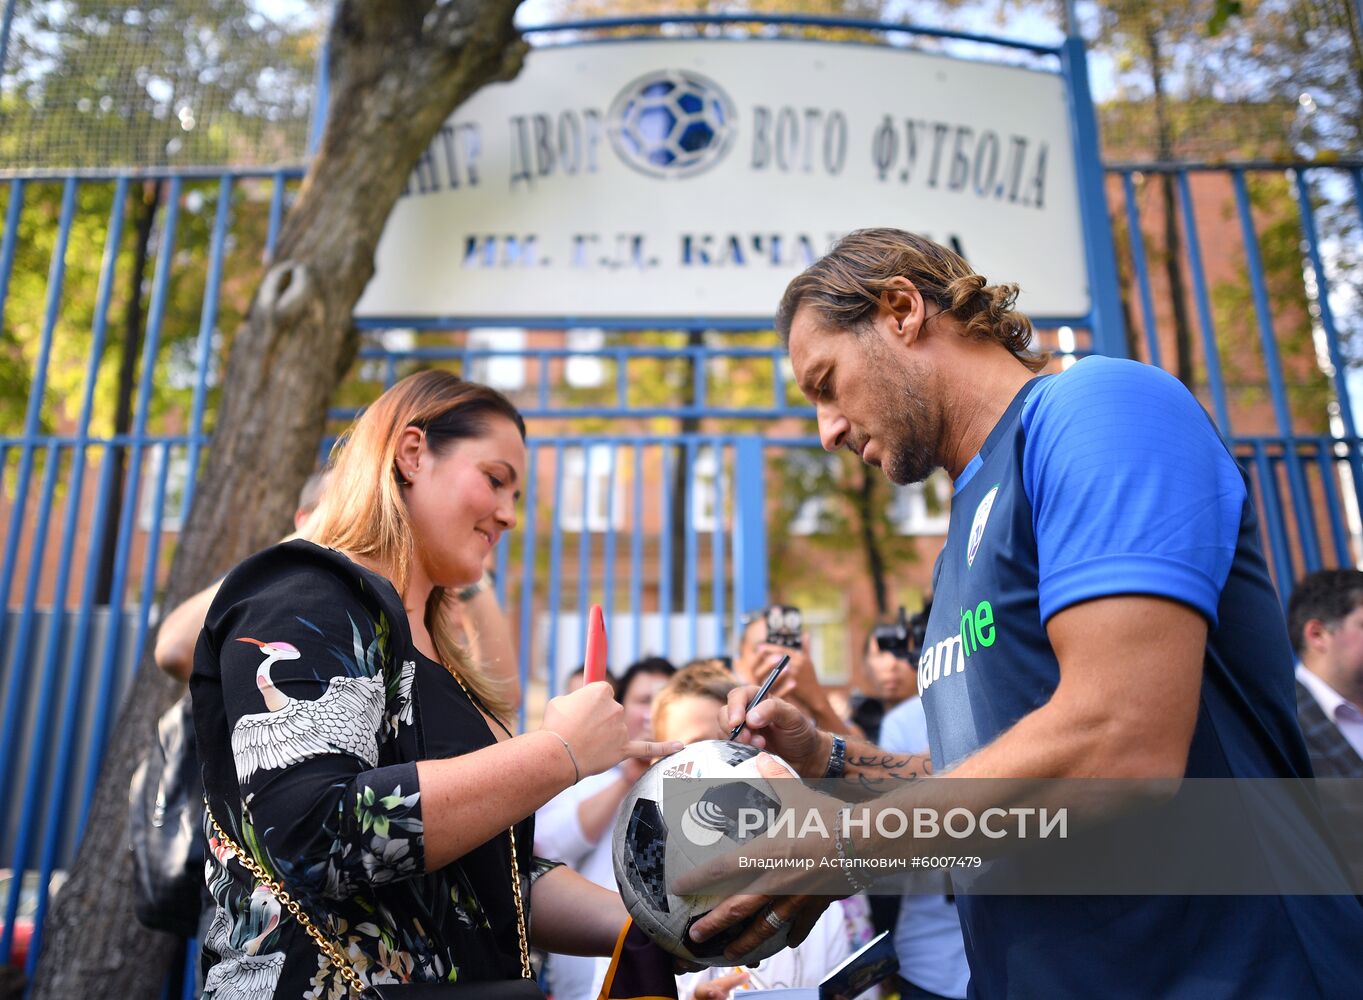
[506,821,533,979]
[208,806,532,991]
[207,809,369,997]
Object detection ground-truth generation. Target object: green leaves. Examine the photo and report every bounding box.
[1206,0,1243,37]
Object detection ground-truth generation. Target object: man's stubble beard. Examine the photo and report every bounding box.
[877,353,940,487]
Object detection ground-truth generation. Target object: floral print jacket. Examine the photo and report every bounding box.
[191,540,555,998]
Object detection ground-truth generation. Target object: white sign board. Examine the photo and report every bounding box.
[356,39,1090,323]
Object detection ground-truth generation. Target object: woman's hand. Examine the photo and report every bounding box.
[543,681,680,778]
[722,686,830,779]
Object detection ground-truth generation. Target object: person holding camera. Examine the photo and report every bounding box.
[735,606,855,736]
[851,607,926,744]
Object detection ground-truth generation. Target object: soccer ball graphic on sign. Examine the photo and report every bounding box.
[607,70,737,179]
[612,739,802,966]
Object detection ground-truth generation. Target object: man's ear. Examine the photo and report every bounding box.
[879,276,927,347]
[1303,617,1332,654]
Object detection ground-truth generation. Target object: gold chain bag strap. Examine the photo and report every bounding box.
[206,808,532,994]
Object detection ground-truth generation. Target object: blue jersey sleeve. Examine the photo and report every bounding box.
[1020,356,1246,627]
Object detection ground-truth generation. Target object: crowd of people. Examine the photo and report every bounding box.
[150,229,1363,999]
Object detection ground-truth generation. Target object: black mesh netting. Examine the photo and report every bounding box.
[0,0,326,172]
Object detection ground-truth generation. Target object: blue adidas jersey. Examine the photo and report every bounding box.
[918,356,1363,998]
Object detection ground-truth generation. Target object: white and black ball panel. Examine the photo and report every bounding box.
[611,739,802,966]
[621,797,671,913]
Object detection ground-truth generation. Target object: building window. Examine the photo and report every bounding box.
[358,328,416,384]
[890,471,952,536]
[565,328,606,388]
[138,446,190,533]
[787,453,839,536]
[691,445,721,532]
[560,444,622,532]
[466,327,526,390]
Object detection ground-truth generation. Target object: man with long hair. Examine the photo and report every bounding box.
[693,229,1363,998]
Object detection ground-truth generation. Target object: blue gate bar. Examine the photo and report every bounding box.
[577,444,591,638]
[1231,169,1321,574]
[516,444,540,733]
[266,170,287,261]
[129,441,177,680]
[602,444,619,648]
[1314,438,1352,566]
[615,348,629,410]
[1060,33,1128,361]
[1293,169,1363,522]
[771,350,787,411]
[523,13,1063,56]
[494,533,509,616]
[70,445,124,836]
[684,437,699,661]
[0,179,77,616]
[545,442,566,695]
[733,437,769,615]
[79,176,184,818]
[0,177,78,853]
[1175,171,1233,435]
[0,0,17,82]
[0,178,25,323]
[181,176,235,520]
[1,442,64,964]
[1251,443,1294,602]
[630,442,644,664]
[711,439,727,658]
[1119,171,1162,368]
[658,444,674,660]
[22,178,130,969]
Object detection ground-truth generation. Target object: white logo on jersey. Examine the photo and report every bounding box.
[967,486,1000,568]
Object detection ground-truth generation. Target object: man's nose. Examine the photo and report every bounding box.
[817,405,849,452]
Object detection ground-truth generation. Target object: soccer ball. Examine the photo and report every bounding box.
[612,739,802,966]
[607,70,736,179]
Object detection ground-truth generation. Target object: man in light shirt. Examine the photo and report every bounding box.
[1287,569,1363,776]
[1286,569,1363,888]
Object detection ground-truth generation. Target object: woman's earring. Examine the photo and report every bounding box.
[395,465,411,488]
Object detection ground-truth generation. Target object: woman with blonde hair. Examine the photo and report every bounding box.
[191,370,676,997]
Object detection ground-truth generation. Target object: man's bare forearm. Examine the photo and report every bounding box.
[800,730,932,799]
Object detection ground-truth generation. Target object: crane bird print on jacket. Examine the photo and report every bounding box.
[230,636,385,784]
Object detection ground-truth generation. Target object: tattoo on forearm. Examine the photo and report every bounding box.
[849,752,912,771]
[836,752,927,798]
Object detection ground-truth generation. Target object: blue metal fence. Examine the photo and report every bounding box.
[1108,160,1363,591]
[0,11,1359,995]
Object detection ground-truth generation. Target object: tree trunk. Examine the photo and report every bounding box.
[31,3,526,997]
[95,180,160,603]
[1145,25,1196,388]
[668,329,705,616]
